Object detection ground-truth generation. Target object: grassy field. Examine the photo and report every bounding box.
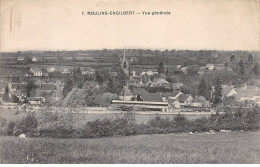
[0,131,259,164]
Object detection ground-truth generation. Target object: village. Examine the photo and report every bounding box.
[0,49,260,114]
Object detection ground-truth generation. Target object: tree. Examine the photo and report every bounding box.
[62,78,73,98]
[230,55,235,62]
[62,82,96,108]
[198,79,210,100]
[253,62,259,75]
[106,77,115,93]
[238,60,244,75]
[248,54,253,64]
[26,84,32,97]
[157,61,165,74]
[95,71,104,85]
[213,77,222,107]
[3,86,9,101]
[224,61,228,69]
[12,95,19,103]
[165,69,169,75]
[137,93,143,101]
[112,68,127,94]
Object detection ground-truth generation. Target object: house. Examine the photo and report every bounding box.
[30,67,43,76]
[141,70,158,76]
[29,89,53,103]
[131,88,148,98]
[119,86,133,101]
[138,92,163,102]
[41,82,55,90]
[81,68,95,75]
[151,78,170,87]
[127,79,144,88]
[176,65,182,69]
[130,70,139,77]
[32,56,37,62]
[168,94,193,109]
[177,94,193,106]
[168,98,182,109]
[198,67,209,75]
[206,64,215,71]
[191,96,210,107]
[18,56,25,61]
[60,68,70,74]
[234,85,258,101]
[222,85,237,98]
[172,83,183,90]
[170,68,183,75]
[8,82,27,92]
[181,67,188,74]
[47,67,56,73]
[10,90,27,100]
[27,97,44,105]
[161,91,182,102]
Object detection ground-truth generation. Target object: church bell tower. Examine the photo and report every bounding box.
[120,47,130,77]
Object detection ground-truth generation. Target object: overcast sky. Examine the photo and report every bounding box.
[0,0,259,52]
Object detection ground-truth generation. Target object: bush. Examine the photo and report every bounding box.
[3,106,260,139]
[12,113,38,136]
[6,121,16,135]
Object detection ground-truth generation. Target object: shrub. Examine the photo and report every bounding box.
[0,117,6,127]
[3,107,259,139]
[6,121,16,135]
[13,113,38,136]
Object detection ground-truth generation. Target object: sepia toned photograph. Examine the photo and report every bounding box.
[0,0,259,164]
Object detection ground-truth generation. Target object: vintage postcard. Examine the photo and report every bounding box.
[0,0,259,164]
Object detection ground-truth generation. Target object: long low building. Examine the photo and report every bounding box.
[112,100,168,111]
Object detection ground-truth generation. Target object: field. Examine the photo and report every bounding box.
[0,131,259,163]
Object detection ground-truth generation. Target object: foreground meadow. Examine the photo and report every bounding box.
[0,131,259,164]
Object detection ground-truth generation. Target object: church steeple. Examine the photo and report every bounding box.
[120,47,130,77]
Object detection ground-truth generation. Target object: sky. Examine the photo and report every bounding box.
[0,0,260,52]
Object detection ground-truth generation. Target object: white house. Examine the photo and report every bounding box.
[206,64,215,71]
[161,91,182,102]
[178,94,193,106]
[60,68,70,74]
[82,68,95,75]
[30,67,43,77]
[47,67,56,73]
[32,56,37,62]
[141,70,158,76]
[222,85,238,98]
[169,99,181,109]
[18,56,25,61]
[191,96,210,107]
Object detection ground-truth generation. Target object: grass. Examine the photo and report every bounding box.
[0,131,259,163]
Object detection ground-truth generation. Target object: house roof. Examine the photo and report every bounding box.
[30,90,52,97]
[140,92,163,102]
[222,87,236,96]
[161,91,181,98]
[151,78,169,87]
[27,97,43,101]
[10,90,26,96]
[31,67,42,72]
[131,88,148,96]
[192,96,208,103]
[177,94,191,103]
[236,87,258,98]
[121,86,132,96]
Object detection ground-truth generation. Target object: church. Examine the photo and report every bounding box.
[120,48,130,77]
